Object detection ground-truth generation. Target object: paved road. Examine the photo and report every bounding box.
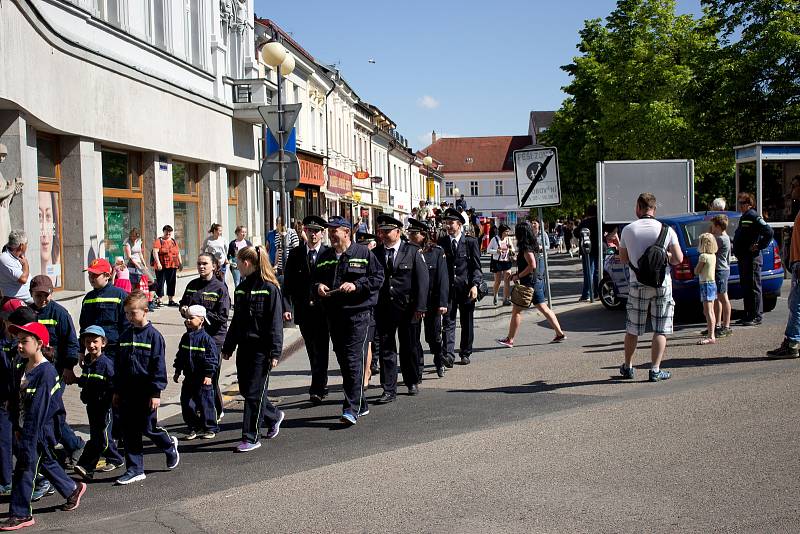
[12,258,800,533]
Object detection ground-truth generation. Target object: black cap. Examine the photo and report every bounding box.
[376,214,403,231]
[356,232,377,244]
[406,218,428,232]
[326,216,352,229]
[442,207,466,224]
[302,215,326,230]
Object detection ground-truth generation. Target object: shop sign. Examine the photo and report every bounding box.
[299,158,325,187]
[327,168,352,195]
[378,189,389,205]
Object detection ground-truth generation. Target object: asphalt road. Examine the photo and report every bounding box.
[11,261,800,533]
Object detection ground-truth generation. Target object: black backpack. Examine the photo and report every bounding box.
[629,224,669,288]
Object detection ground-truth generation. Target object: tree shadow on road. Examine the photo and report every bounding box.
[448,377,625,395]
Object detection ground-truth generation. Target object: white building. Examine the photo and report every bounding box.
[0,0,266,291]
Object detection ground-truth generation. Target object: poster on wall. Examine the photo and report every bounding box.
[38,190,62,288]
[105,208,126,263]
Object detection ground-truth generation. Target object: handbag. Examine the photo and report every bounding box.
[510,283,534,308]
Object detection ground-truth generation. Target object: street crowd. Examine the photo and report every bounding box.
[0,189,797,530]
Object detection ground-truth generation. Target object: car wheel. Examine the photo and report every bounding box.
[764,295,778,313]
[599,277,622,310]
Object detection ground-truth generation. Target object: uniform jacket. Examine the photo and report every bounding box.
[77,353,115,407]
[437,233,483,304]
[0,337,16,404]
[313,242,384,316]
[79,283,130,347]
[10,360,62,446]
[373,241,429,319]
[179,276,230,349]
[283,242,330,325]
[174,328,219,379]
[733,208,774,259]
[114,322,167,398]
[222,275,283,359]
[35,300,80,374]
[423,244,449,310]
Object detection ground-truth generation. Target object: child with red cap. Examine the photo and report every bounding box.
[79,258,130,361]
[1,322,86,531]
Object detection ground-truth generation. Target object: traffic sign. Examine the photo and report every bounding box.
[266,127,296,156]
[513,147,561,208]
[258,103,302,138]
[260,151,300,192]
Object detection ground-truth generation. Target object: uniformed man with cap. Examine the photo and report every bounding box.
[438,208,483,365]
[283,215,331,405]
[373,214,428,402]
[407,218,449,377]
[313,216,383,425]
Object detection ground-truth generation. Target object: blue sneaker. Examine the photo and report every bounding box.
[31,480,54,502]
[340,411,357,425]
[649,369,671,382]
[0,483,11,497]
[165,436,180,469]
[264,410,285,440]
[115,470,146,485]
[619,363,635,379]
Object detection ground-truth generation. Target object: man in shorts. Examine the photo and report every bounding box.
[618,193,684,382]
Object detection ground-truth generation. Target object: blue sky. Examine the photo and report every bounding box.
[254,0,703,149]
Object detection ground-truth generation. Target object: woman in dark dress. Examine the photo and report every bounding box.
[497,222,565,348]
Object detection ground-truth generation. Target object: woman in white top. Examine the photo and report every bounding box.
[487,224,515,305]
[202,223,229,275]
[123,228,147,288]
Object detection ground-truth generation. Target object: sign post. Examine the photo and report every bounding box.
[513,147,562,308]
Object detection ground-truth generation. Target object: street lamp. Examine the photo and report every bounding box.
[422,155,433,203]
[260,38,296,270]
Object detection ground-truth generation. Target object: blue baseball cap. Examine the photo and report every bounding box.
[326,216,352,229]
[80,325,106,338]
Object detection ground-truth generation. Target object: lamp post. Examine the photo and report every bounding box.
[261,38,296,271]
[453,187,460,206]
[423,155,433,203]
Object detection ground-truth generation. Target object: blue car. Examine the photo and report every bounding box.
[599,212,784,313]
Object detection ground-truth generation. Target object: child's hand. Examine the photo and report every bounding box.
[150,397,160,411]
[202,377,212,386]
[173,373,180,384]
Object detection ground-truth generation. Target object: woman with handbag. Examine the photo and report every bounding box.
[487,224,514,305]
[497,222,565,348]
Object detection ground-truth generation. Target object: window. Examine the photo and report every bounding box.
[153,0,167,49]
[470,181,479,196]
[37,135,64,289]
[102,149,144,264]
[446,181,454,197]
[310,107,316,148]
[227,172,239,243]
[495,180,504,196]
[172,161,201,262]
[188,0,204,68]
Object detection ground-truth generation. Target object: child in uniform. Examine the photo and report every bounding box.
[73,326,125,480]
[80,258,130,361]
[113,291,179,485]
[696,233,719,345]
[173,305,220,440]
[0,322,86,531]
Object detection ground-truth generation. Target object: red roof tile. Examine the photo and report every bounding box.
[420,136,532,173]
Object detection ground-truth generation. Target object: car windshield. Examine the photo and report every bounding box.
[682,218,739,248]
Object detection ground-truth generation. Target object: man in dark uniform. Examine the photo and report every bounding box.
[407,218,449,377]
[733,192,774,326]
[373,214,428,402]
[283,215,330,405]
[438,208,483,365]
[313,216,383,425]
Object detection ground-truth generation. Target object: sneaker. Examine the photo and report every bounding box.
[767,339,800,359]
[340,411,357,425]
[309,394,324,406]
[115,471,146,485]
[264,411,285,440]
[165,436,180,469]
[31,480,53,502]
[168,301,180,307]
[61,482,86,511]
[649,369,672,382]
[99,462,123,473]
[184,430,198,441]
[0,483,11,497]
[197,430,216,439]
[234,441,261,453]
[719,327,733,338]
[502,299,512,306]
[0,516,35,531]
[217,411,225,423]
[73,465,93,481]
[738,317,762,327]
[497,338,514,348]
[619,363,635,380]
[358,406,370,417]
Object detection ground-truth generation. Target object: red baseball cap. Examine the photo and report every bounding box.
[0,298,25,315]
[9,321,50,346]
[86,258,112,275]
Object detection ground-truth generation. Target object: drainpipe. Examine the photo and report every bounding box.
[323,70,337,216]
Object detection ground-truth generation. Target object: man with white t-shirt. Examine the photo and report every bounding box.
[618,193,684,382]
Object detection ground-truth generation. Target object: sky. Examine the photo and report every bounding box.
[254,0,704,150]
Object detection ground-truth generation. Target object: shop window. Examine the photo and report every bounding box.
[102,149,144,263]
[227,172,239,243]
[173,161,201,262]
[37,135,63,289]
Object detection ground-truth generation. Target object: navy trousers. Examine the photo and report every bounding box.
[0,404,11,486]
[422,310,444,371]
[327,311,370,416]
[739,254,764,321]
[119,395,174,475]
[77,404,123,473]
[443,300,476,362]
[298,321,330,398]
[377,315,421,395]
[10,439,75,518]
[236,352,280,444]
[180,377,219,433]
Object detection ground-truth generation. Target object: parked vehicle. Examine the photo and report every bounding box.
[598,212,784,313]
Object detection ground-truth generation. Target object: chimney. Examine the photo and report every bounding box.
[431,130,437,144]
